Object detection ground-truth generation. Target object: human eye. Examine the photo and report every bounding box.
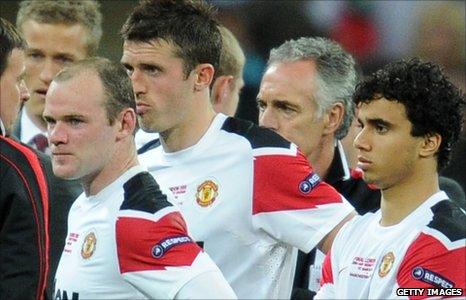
[43,116,56,130]
[276,102,296,115]
[256,100,266,112]
[26,50,44,60]
[122,64,134,76]
[56,55,74,65]
[142,64,161,76]
[375,123,388,134]
[356,119,363,129]
[65,116,84,127]
[69,118,83,126]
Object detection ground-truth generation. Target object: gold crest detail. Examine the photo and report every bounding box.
[196,180,218,207]
[378,251,395,277]
[81,232,97,259]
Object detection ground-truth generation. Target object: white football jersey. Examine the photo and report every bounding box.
[139,114,354,299]
[54,165,229,299]
[316,191,466,299]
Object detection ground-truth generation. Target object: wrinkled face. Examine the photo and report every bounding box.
[121,40,196,134]
[354,98,422,189]
[257,61,326,161]
[0,49,29,134]
[43,72,118,181]
[21,20,88,121]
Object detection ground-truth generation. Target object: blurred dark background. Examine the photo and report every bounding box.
[1,0,465,189]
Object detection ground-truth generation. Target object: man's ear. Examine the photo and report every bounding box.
[212,75,234,105]
[116,108,137,140]
[322,103,344,135]
[419,133,441,158]
[194,63,215,92]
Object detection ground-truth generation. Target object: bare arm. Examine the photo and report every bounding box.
[318,210,357,253]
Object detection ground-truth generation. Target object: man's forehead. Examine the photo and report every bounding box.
[357,99,408,120]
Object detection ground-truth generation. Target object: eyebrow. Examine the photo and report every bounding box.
[364,117,393,128]
[43,114,86,122]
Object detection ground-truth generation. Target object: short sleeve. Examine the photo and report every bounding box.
[252,149,354,252]
[392,231,466,299]
[116,208,219,299]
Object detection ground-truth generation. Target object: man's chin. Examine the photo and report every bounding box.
[52,166,80,181]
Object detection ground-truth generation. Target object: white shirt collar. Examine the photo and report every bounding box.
[20,108,46,143]
[0,118,6,136]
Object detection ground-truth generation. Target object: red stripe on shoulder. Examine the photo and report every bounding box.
[253,151,343,214]
[396,232,466,298]
[116,211,201,274]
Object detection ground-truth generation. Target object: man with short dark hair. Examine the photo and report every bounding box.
[134,24,246,150]
[44,57,235,299]
[0,17,49,300]
[317,58,466,298]
[122,1,355,298]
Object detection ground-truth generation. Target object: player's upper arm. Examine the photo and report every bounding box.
[318,210,357,253]
[395,231,465,295]
[116,207,221,298]
[175,270,236,299]
[252,148,355,252]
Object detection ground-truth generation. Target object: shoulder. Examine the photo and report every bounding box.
[425,199,466,244]
[396,201,465,289]
[0,136,48,195]
[221,117,292,150]
[119,171,172,214]
[115,173,201,273]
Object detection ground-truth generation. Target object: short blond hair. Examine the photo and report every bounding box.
[16,0,102,55]
[214,25,245,81]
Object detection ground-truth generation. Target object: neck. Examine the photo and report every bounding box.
[380,162,439,226]
[308,136,335,180]
[160,99,216,153]
[25,106,47,132]
[83,141,139,196]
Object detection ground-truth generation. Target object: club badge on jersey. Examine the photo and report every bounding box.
[378,251,395,277]
[196,180,219,207]
[81,232,97,259]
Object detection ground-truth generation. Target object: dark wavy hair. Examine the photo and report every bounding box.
[121,0,221,79]
[353,58,465,171]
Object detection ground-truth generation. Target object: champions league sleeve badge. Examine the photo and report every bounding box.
[152,236,193,258]
[299,172,321,194]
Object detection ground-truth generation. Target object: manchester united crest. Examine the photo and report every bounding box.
[81,232,97,259]
[378,251,395,277]
[196,180,218,207]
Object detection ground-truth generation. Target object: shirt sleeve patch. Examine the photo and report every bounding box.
[152,236,193,258]
[116,212,201,274]
[299,172,321,194]
[253,151,343,214]
[411,267,455,288]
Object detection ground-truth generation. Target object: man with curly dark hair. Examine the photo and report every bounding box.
[317,58,466,298]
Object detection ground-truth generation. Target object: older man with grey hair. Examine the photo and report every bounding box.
[257,37,381,299]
